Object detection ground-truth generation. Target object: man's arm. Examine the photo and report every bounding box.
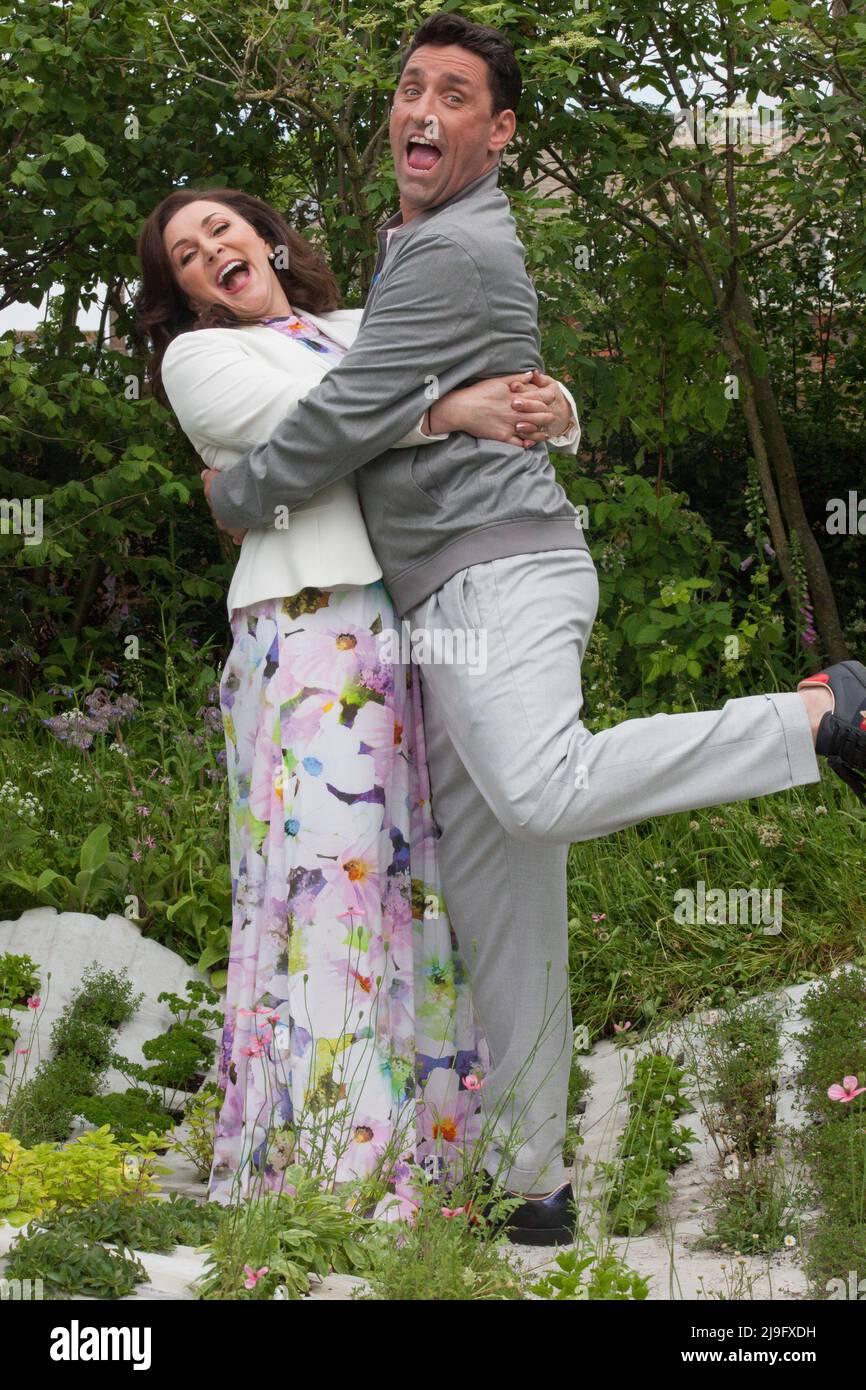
[208,234,489,529]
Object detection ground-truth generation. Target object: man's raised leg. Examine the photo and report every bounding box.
[408,547,820,850]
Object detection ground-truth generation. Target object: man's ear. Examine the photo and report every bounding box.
[488,107,516,155]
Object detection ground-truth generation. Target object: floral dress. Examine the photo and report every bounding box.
[208,311,490,1212]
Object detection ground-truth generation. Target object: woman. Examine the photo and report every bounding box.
[135,186,581,1212]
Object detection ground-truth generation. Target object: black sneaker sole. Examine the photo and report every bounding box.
[505,1223,577,1246]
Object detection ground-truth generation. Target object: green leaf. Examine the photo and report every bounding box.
[79,822,111,875]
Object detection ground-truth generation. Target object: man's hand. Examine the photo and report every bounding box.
[201,468,248,546]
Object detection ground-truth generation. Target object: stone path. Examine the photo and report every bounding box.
[2,907,841,1299]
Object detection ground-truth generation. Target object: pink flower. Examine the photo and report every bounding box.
[613,1021,632,1034]
[16,1048,30,1055]
[591,913,606,922]
[243,1264,269,1289]
[317,828,383,922]
[418,1067,482,1151]
[352,699,398,783]
[132,849,141,862]
[441,1206,464,1219]
[828,1076,866,1103]
[463,1073,485,1091]
[282,621,375,693]
[26,996,41,1010]
[136,805,150,817]
[342,1117,390,1179]
[241,1037,266,1058]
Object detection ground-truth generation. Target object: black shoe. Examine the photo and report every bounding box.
[474,1170,578,1247]
[800,660,866,803]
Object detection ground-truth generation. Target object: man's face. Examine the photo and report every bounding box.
[389,43,516,220]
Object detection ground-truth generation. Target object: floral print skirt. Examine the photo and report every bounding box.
[209,583,489,1210]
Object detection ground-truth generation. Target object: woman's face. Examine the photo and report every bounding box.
[162,198,288,318]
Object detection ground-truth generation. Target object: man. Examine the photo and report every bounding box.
[204,12,866,1245]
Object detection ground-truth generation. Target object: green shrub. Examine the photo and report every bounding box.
[0,951,40,1007]
[69,962,143,1029]
[3,1054,104,1145]
[195,1167,370,1301]
[795,967,866,1125]
[139,1025,215,1091]
[356,1169,525,1302]
[804,1218,866,1300]
[703,996,784,1160]
[116,981,221,1102]
[30,1192,222,1253]
[3,964,145,1144]
[0,1013,19,1064]
[0,1125,162,1227]
[5,1223,148,1299]
[170,1082,222,1181]
[531,1248,650,1300]
[51,1012,114,1073]
[597,1054,696,1236]
[74,1089,176,1145]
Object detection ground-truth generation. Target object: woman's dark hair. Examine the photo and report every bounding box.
[398,11,522,118]
[134,186,342,408]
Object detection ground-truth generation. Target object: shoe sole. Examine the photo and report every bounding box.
[506,1224,576,1246]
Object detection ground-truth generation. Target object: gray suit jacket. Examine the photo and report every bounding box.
[209,162,588,616]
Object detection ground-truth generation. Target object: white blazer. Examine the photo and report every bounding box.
[161,308,580,616]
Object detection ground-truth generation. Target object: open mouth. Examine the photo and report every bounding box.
[216,259,252,294]
[406,136,442,172]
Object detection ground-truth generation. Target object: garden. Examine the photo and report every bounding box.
[1,0,864,1312]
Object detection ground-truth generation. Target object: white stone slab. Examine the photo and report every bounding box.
[0,908,220,1100]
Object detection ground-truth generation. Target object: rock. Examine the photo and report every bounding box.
[0,908,221,1102]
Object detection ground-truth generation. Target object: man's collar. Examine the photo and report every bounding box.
[377,161,501,240]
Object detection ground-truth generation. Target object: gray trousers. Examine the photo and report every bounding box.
[407,548,820,1191]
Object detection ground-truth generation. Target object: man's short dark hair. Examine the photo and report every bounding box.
[398,11,522,117]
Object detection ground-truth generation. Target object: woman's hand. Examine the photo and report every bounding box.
[201,468,248,545]
[430,369,575,447]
